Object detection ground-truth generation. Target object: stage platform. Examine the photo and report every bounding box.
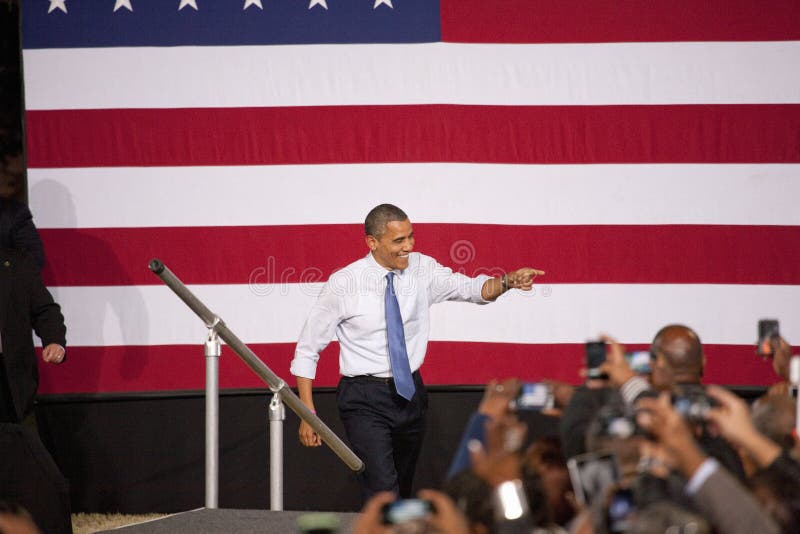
[100,508,359,533]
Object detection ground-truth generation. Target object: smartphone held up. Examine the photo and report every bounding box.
[381,499,435,525]
[757,319,780,358]
[586,341,608,379]
[510,382,554,411]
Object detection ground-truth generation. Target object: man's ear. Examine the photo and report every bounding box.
[365,235,377,251]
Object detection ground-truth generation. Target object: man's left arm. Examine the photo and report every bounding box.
[481,268,544,302]
[28,263,67,363]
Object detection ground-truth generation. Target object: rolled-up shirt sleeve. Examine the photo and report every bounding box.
[290,282,343,379]
[427,258,492,305]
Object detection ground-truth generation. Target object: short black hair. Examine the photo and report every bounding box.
[364,204,408,238]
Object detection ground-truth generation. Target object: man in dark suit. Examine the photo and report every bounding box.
[0,246,71,533]
[0,246,65,423]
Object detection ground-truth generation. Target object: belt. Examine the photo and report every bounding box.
[343,370,420,384]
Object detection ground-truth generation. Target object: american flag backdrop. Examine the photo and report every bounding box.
[21,0,800,395]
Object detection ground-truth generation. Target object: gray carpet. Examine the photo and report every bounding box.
[100,508,359,533]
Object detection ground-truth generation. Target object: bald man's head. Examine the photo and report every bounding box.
[650,324,705,388]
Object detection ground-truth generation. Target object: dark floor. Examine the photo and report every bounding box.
[100,508,359,534]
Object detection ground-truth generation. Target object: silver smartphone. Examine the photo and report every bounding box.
[567,450,621,506]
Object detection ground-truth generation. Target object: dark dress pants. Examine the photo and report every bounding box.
[0,355,72,533]
[337,371,427,502]
[0,423,72,534]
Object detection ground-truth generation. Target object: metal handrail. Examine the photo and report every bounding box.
[148,258,364,508]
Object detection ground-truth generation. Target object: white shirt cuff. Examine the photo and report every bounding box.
[474,274,493,303]
[290,356,317,380]
[685,458,719,496]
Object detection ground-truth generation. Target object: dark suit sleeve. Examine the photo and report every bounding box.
[770,451,800,483]
[10,202,46,270]
[697,434,746,481]
[26,255,66,348]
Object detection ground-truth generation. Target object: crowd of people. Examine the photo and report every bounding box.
[351,326,799,534]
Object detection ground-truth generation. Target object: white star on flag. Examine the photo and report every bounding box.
[48,0,67,13]
[308,0,327,10]
[178,0,198,10]
[114,0,133,12]
[374,0,393,8]
[243,0,263,9]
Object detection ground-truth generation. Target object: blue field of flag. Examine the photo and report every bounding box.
[22,0,441,49]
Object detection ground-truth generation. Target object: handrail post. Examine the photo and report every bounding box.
[791,356,800,438]
[268,392,286,511]
[148,258,364,511]
[204,322,221,509]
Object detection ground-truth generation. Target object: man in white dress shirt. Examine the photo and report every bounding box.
[290,204,543,500]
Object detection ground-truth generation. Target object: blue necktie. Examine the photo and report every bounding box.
[385,272,415,401]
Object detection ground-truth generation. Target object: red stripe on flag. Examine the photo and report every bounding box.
[26,105,800,168]
[37,341,782,394]
[441,0,800,43]
[40,224,800,287]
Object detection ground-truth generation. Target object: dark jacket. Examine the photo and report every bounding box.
[0,197,46,270]
[0,247,65,419]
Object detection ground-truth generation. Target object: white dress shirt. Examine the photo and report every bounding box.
[290,252,491,379]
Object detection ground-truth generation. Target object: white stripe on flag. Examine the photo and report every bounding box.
[28,163,800,229]
[23,41,800,110]
[48,283,800,347]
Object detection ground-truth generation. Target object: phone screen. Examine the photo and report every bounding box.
[586,341,607,379]
[757,319,779,357]
[513,382,553,411]
[607,488,636,533]
[381,499,434,524]
[567,451,620,506]
[625,351,652,374]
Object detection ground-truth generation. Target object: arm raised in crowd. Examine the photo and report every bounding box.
[705,385,782,469]
[446,379,521,479]
[637,393,780,534]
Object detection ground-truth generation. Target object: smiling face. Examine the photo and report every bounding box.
[366,218,415,271]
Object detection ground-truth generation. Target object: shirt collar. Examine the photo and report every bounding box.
[365,252,406,279]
